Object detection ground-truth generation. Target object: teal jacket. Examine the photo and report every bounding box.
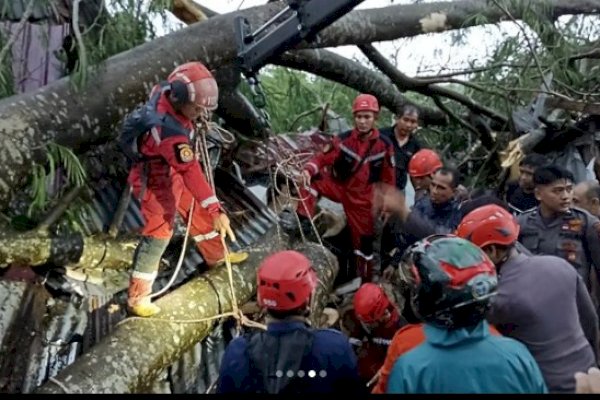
[387,321,548,394]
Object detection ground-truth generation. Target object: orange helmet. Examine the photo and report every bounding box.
[456,204,520,248]
[257,251,317,311]
[408,149,443,177]
[353,283,391,323]
[352,94,379,114]
[168,62,218,110]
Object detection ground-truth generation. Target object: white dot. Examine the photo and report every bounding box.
[287,370,295,378]
[297,370,305,378]
[319,370,327,378]
[275,370,283,378]
[308,370,316,378]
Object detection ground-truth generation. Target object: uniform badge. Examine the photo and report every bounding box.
[175,143,194,163]
[568,218,583,233]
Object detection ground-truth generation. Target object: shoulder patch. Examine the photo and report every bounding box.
[174,143,194,163]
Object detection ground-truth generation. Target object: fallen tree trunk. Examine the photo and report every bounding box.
[0,0,594,209]
[35,231,339,393]
[0,230,136,270]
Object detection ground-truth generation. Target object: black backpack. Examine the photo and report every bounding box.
[118,82,190,164]
[246,327,315,394]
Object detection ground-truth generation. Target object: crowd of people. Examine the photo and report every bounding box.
[119,60,600,393]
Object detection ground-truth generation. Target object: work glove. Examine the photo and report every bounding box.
[213,213,236,242]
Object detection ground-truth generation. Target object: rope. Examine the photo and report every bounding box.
[150,199,194,299]
[119,114,267,332]
[48,376,71,394]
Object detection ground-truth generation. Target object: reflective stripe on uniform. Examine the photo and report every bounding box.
[354,249,374,260]
[201,196,219,208]
[132,270,158,281]
[339,144,362,162]
[193,230,219,242]
[365,152,385,162]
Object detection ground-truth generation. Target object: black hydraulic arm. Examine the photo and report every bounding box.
[234,0,365,77]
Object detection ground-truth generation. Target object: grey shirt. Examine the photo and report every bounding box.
[487,252,598,393]
[517,207,600,289]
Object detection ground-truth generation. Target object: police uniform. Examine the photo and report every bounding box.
[517,207,600,290]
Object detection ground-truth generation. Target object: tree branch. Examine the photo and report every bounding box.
[0,0,35,66]
[359,43,508,128]
[276,49,447,125]
[432,96,495,150]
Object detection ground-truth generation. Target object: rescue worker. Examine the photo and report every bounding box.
[377,167,462,281]
[457,204,599,393]
[407,148,443,202]
[517,165,600,292]
[386,235,547,394]
[340,283,405,385]
[217,250,364,394]
[504,153,548,214]
[574,180,600,218]
[379,105,422,191]
[123,62,248,317]
[411,166,462,231]
[291,94,396,283]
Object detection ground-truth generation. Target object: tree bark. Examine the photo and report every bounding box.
[276,49,447,124]
[0,0,595,208]
[34,231,339,393]
[0,229,137,270]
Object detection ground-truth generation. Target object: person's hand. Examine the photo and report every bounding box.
[213,213,236,242]
[373,183,409,221]
[301,170,311,187]
[576,367,600,393]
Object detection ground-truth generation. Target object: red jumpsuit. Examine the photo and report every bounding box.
[127,86,225,267]
[298,128,395,281]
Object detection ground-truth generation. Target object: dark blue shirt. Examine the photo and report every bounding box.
[379,127,422,190]
[217,320,364,394]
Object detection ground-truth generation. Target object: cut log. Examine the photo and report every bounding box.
[35,231,339,393]
[0,230,137,270]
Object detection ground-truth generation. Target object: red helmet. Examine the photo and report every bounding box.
[456,204,520,248]
[352,94,379,114]
[408,149,443,177]
[257,251,317,311]
[353,283,391,323]
[168,61,218,110]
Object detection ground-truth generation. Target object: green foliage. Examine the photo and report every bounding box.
[70,0,161,88]
[242,67,394,134]
[27,143,87,221]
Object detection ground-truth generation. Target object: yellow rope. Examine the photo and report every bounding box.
[119,116,267,331]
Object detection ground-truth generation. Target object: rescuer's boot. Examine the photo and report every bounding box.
[215,251,249,266]
[127,277,160,317]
